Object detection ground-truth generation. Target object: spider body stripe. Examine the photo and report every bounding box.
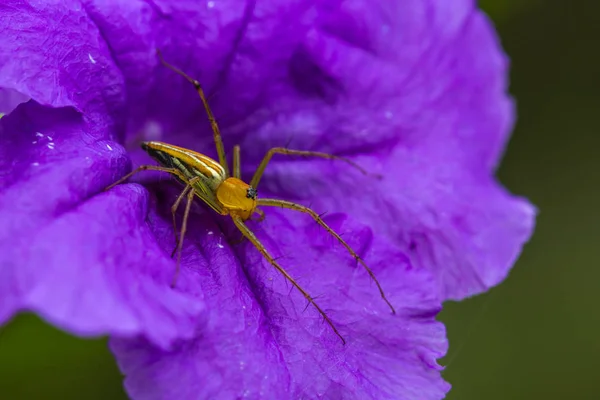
[141,141,228,215]
[142,141,226,185]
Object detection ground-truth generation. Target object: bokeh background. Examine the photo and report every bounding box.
[1,1,597,398]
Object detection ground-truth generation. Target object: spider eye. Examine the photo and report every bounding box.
[246,187,257,199]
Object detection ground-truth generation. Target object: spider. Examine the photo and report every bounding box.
[105,51,395,343]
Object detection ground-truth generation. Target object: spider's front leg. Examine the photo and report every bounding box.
[231,215,345,344]
[250,147,374,190]
[257,198,395,314]
[232,145,241,179]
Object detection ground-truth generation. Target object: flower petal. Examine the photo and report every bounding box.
[0,0,124,125]
[80,0,535,299]
[112,211,449,399]
[262,145,535,300]
[0,101,204,348]
[252,4,536,299]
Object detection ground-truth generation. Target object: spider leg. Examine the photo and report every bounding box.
[104,165,186,191]
[231,208,266,245]
[232,216,345,344]
[257,198,395,314]
[170,177,201,258]
[157,49,230,177]
[170,185,191,257]
[252,208,266,222]
[171,184,196,288]
[232,145,241,179]
[250,147,377,190]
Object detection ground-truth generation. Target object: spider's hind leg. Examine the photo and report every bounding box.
[104,165,185,191]
[169,178,201,258]
[170,182,196,288]
[156,50,230,177]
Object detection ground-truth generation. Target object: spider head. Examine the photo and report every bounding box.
[216,177,258,220]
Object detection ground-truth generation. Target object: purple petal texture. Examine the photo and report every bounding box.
[0,102,204,348]
[81,0,535,299]
[0,0,536,398]
[111,211,448,399]
[0,0,124,129]
[0,1,204,348]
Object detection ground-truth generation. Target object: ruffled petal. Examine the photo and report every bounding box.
[112,212,449,399]
[80,0,534,299]
[0,0,124,127]
[0,102,203,348]
[0,1,532,397]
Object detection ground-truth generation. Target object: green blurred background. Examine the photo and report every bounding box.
[1,1,598,398]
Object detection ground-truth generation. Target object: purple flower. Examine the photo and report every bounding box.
[0,0,535,399]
